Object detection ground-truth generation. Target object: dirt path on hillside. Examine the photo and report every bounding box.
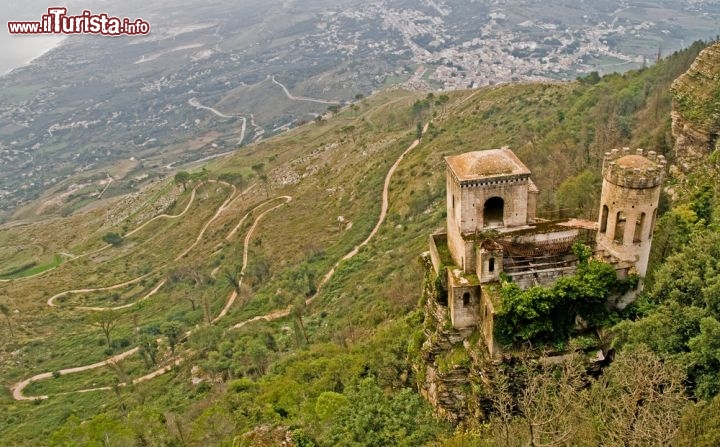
[212,196,292,324]
[0,186,198,284]
[10,122,427,400]
[10,192,289,400]
[232,122,429,329]
[46,182,237,309]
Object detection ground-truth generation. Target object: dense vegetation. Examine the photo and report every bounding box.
[1,41,719,445]
[495,243,631,346]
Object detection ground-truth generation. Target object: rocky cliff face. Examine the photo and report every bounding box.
[671,43,720,172]
[411,254,489,424]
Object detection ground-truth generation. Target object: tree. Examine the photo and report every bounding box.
[161,321,183,357]
[0,303,13,338]
[223,264,242,295]
[201,292,212,324]
[495,249,618,345]
[675,395,720,447]
[327,377,441,446]
[174,171,191,191]
[688,317,720,398]
[434,94,450,114]
[291,296,309,346]
[126,407,174,446]
[218,172,245,188]
[555,170,601,218]
[586,345,687,446]
[138,332,159,367]
[50,414,135,446]
[315,391,349,421]
[485,356,586,447]
[259,174,269,198]
[339,125,357,142]
[102,232,123,246]
[190,167,209,185]
[89,309,119,347]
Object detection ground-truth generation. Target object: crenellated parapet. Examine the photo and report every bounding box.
[602,148,666,189]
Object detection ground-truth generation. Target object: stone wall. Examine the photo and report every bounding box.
[448,269,481,329]
[507,265,578,289]
[427,234,444,274]
[476,245,503,283]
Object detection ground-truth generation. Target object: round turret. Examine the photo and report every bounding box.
[602,147,666,189]
[597,148,666,277]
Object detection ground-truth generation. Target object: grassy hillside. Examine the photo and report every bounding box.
[0,42,712,446]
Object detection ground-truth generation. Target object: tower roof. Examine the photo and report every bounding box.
[445,147,531,182]
[602,148,666,189]
[615,154,657,169]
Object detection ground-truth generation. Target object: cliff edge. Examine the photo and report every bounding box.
[671,42,720,172]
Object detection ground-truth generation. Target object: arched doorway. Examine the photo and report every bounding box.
[483,197,504,227]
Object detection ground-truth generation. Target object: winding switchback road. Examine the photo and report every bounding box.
[10,121,428,400]
[270,76,340,105]
[188,97,247,144]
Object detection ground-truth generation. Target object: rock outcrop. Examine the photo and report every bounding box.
[411,254,489,424]
[671,42,720,172]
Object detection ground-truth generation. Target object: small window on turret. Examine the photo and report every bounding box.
[489,257,495,272]
[462,292,470,307]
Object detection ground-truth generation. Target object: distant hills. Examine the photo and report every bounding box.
[1,0,719,219]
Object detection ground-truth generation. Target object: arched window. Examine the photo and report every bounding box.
[634,212,646,243]
[483,197,504,227]
[462,292,470,307]
[650,208,657,238]
[600,205,609,233]
[488,257,495,272]
[614,211,626,244]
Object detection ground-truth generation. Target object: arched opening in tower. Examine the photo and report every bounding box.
[650,208,657,238]
[614,211,626,244]
[600,205,609,233]
[483,197,504,227]
[634,212,646,243]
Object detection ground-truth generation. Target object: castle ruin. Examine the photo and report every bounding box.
[426,147,666,357]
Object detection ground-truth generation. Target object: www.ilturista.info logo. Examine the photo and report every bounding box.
[7,7,150,36]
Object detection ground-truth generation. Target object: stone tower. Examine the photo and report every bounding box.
[444,147,538,274]
[596,148,666,277]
